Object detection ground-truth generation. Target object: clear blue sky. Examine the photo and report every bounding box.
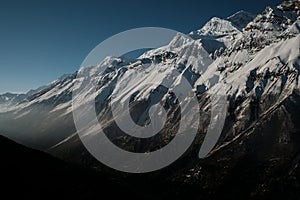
[0,0,283,94]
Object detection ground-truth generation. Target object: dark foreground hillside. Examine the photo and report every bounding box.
[1,128,300,200]
[0,135,145,200]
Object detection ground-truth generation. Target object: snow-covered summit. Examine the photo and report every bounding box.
[189,14,243,57]
[245,0,300,32]
[190,17,239,37]
[189,10,255,37]
[226,10,256,30]
[1,1,299,159]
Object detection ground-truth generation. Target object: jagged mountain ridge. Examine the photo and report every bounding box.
[0,0,299,179]
[0,89,50,112]
[0,93,26,111]
[227,10,256,30]
[0,1,300,199]
[189,10,255,58]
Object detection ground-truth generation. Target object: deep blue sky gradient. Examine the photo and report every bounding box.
[0,0,283,93]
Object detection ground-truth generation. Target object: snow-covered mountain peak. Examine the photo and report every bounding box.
[77,56,132,77]
[190,10,255,38]
[222,1,299,57]
[101,56,131,66]
[226,10,256,30]
[167,33,194,48]
[1,1,299,168]
[145,33,196,55]
[0,93,27,112]
[191,17,239,37]
[140,33,206,60]
[245,0,300,32]
[188,16,243,57]
[277,0,300,12]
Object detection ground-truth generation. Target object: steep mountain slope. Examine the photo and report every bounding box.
[227,10,256,30]
[0,33,212,150]
[1,0,297,151]
[0,1,299,198]
[189,10,255,58]
[189,17,240,57]
[0,85,49,112]
[0,10,249,150]
[0,93,26,112]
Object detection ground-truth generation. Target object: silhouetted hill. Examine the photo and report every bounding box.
[0,135,145,200]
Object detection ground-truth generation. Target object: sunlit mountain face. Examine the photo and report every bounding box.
[0,0,300,199]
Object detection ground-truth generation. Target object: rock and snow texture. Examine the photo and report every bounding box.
[226,10,256,30]
[0,1,299,159]
[0,87,48,112]
[0,93,27,112]
[190,17,239,37]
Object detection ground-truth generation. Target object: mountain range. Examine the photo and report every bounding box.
[0,0,300,199]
